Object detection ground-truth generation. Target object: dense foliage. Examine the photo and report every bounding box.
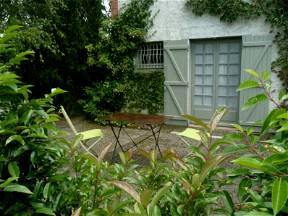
[81,0,161,121]
[2,26,288,214]
[0,0,104,103]
[0,26,69,215]
[186,0,288,89]
[0,0,162,117]
[3,1,288,215]
[80,70,164,122]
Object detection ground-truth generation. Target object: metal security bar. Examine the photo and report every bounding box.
[136,42,164,69]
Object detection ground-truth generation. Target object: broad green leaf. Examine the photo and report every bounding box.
[150,205,161,216]
[222,144,248,154]
[5,135,25,146]
[232,157,264,171]
[248,189,263,203]
[140,190,152,208]
[242,93,267,110]
[49,88,67,97]
[112,181,141,204]
[0,177,18,188]
[147,182,171,215]
[261,109,286,134]
[279,94,288,102]
[210,138,235,152]
[5,25,22,33]
[9,50,34,65]
[277,124,288,132]
[4,184,33,194]
[181,114,209,129]
[264,153,288,164]
[277,113,288,119]
[19,110,33,125]
[237,80,260,91]
[133,203,147,215]
[245,69,259,78]
[272,178,288,215]
[43,183,50,200]
[262,71,271,81]
[8,162,20,177]
[35,207,55,216]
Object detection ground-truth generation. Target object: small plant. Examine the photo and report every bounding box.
[227,69,288,215]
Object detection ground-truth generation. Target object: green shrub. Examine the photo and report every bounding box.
[227,69,288,215]
[80,70,164,123]
[125,70,164,114]
[0,26,69,215]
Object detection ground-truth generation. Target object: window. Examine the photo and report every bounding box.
[136,42,164,69]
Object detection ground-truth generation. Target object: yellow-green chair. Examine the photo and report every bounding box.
[172,128,222,146]
[60,105,103,158]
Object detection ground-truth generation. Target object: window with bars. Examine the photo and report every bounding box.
[136,42,164,69]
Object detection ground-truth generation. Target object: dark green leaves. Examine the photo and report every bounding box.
[4,184,33,194]
[34,207,55,216]
[5,135,25,146]
[8,162,20,177]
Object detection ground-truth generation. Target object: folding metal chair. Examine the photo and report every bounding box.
[171,128,201,146]
[172,128,222,146]
[60,105,103,158]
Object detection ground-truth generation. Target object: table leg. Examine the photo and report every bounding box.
[109,122,124,161]
[123,128,138,148]
[149,124,163,157]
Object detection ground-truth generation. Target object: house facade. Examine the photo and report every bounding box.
[114,0,280,126]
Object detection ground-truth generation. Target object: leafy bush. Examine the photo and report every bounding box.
[80,70,164,123]
[3,25,288,216]
[125,71,164,114]
[226,69,288,215]
[81,0,157,121]
[0,26,69,215]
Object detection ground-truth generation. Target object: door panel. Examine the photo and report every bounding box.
[239,35,273,125]
[191,39,241,122]
[164,40,189,124]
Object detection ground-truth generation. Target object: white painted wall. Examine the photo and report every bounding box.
[147,0,271,41]
[119,0,281,111]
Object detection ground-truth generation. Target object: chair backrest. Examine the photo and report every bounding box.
[178,128,202,141]
[60,105,78,135]
[59,105,103,157]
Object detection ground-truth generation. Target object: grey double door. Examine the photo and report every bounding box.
[191,39,241,122]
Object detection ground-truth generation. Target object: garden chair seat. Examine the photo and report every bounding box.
[172,128,222,146]
[60,105,103,158]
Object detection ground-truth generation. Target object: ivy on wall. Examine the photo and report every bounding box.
[186,0,288,89]
[80,0,162,122]
[124,70,164,114]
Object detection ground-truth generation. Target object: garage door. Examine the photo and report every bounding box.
[191,39,241,122]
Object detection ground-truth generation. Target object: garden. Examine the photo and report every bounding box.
[1,0,288,215]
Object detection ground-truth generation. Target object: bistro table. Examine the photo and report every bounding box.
[104,112,168,160]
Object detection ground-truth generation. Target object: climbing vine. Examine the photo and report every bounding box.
[186,0,288,89]
[80,0,160,121]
